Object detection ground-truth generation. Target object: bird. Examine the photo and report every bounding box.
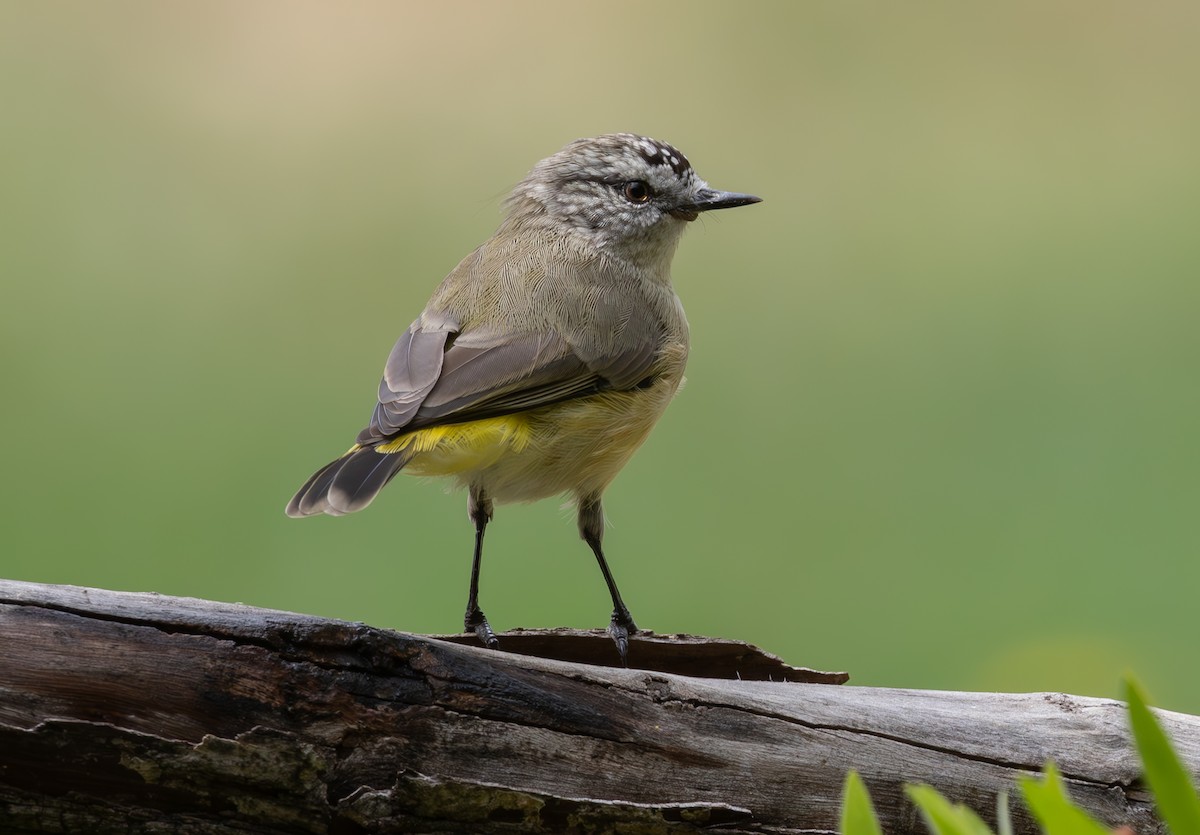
[286,133,760,665]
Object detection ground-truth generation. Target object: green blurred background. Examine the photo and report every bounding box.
[3,2,1198,711]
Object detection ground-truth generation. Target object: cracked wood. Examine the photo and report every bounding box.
[1,579,1197,834]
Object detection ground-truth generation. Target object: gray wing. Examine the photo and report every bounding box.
[356,315,661,445]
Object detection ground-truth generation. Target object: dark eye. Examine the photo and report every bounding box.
[622,180,652,204]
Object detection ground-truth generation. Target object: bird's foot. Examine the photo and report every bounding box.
[464,608,499,650]
[608,607,638,667]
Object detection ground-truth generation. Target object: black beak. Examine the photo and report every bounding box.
[672,188,762,221]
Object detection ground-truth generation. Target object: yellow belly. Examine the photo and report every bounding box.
[376,414,534,474]
[374,367,682,503]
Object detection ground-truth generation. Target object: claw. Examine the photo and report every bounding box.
[608,607,638,667]
[465,609,499,650]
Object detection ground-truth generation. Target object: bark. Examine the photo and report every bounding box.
[1,579,1196,834]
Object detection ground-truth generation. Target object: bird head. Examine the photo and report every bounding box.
[504,133,761,269]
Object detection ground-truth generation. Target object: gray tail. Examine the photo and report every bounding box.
[285,446,410,518]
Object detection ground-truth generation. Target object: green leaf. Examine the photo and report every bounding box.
[841,770,883,835]
[1124,676,1200,835]
[1019,763,1109,835]
[905,784,994,835]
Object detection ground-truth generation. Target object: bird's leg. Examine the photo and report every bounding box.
[464,486,498,649]
[579,495,637,666]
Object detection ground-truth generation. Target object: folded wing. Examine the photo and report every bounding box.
[357,315,661,445]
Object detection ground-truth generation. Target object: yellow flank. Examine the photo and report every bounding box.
[373,414,533,476]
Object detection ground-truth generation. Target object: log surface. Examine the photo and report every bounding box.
[1,579,1196,834]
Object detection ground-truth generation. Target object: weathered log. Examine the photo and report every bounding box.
[1,579,1196,834]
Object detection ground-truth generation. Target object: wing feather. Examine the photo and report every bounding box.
[357,321,660,445]
[361,316,456,441]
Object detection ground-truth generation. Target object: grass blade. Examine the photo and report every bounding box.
[1019,763,1109,835]
[906,784,994,835]
[841,771,883,835]
[1124,676,1200,835]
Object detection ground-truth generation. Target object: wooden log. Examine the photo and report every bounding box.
[1,579,1195,834]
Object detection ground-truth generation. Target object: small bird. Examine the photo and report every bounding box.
[286,133,760,664]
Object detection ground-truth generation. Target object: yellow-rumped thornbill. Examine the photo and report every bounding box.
[286,134,760,665]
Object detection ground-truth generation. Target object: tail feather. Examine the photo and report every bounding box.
[285,445,410,518]
[285,457,344,517]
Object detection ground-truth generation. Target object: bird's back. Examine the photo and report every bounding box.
[404,226,690,504]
